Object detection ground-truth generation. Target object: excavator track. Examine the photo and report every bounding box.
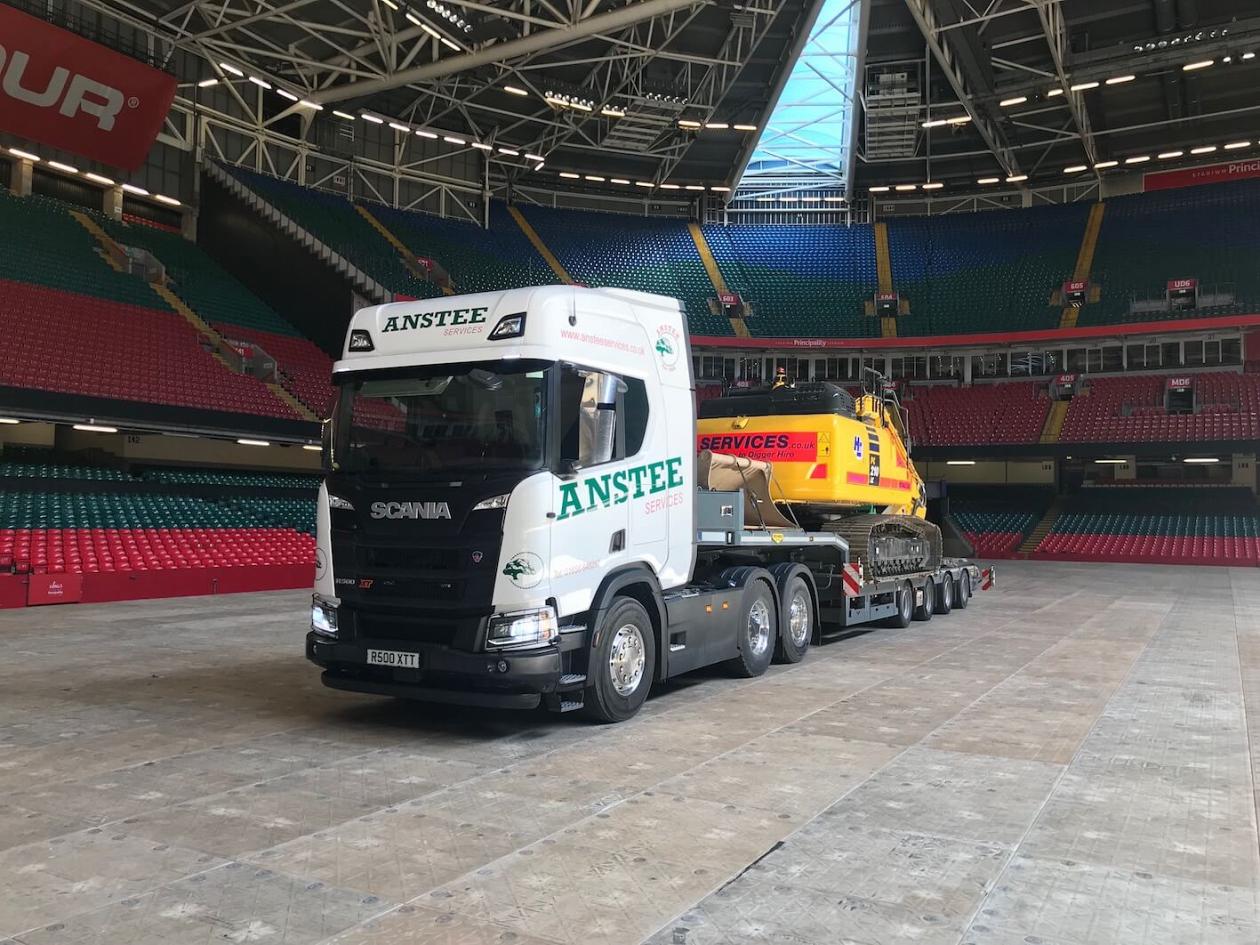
[822,514,943,580]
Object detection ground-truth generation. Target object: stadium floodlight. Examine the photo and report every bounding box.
[219,63,244,76]
[999,96,1027,107]
[47,161,78,174]
[1093,160,1118,169]
[977,177,1000,184]
[1124,155,1151,164]
[85,173,115,185]
[504,85,528,96]
[1225,140,1251,150]
[1064,165,1088,173]
[1183,59,1214,71]
[1106,75,1136,85]
[602,107,626,118]
[1158,150,1184,159]
[1190,145,1217,154]
[9,148,39,161]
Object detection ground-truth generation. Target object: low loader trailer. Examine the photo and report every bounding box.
[306,285,994,722]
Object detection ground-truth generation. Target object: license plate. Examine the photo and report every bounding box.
[366,649,421,669]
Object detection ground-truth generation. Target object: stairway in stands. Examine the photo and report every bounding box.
[1039,400,1068,444]
[1019,499,1064,554]
[1058,203,1105,329]
[355,205,454,296]
[874,222,896,338]
[687,222,748,338]
[507,206,574,285]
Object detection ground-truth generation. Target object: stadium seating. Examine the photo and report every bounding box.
[953,509,1040,558]
[141,468,319,489]
[907,381,1050,446]
[1059,372,1260,442]
[886,202,1089,335]
[375,202,554,295]
[526,207,731,335]
[0,280,299,419]
[225,167,440,299]
[702,224,876,338]
[1085,179,1260,325]
[0,191,173,311]
[209,324,335,416]
[1032,487,1260,565]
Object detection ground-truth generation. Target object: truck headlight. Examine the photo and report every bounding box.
[486,607,558,649]
[472,493,509,511]
[311,594,340,637]
[328,494,354,511]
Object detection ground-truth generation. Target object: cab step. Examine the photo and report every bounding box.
[558,699,585,713]
[558,673,587,688]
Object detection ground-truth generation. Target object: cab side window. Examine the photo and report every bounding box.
[557,367,650,469]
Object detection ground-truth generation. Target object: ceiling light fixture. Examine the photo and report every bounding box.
[559,171,580,179]
[946,460,976,466]
[302,443,322,451]
[922,182,944,190]
[1006,174,1028,182]
[1093,160,1118,169]
[470,141,492,150]
[1124,155,1151,164]
[635,181,655,188]
[1191,144,1217,154]
[1106,74,1136,85]
[733,124,757,131]
[333,110,355,120]
[894,183,917,191]
[247,76,271,89]
[415,129,438,139]
[1046,88,1065,97]
[381,0,399,8]
[504,85,528,96]
[1064,164,1088,173]
[584,175,605,182]
[440,37,459,51]
[977,176,1000,184]
[1158,150,1184,159]
[1225,140,1251,149]
[1094,458,1127,464]
[237,438,270,447]
[277,89,299,102]
[361,113,384,123]
[85,173,115,185]
[220,63,244,77]
[524,153,543,161]
[74,423,118,433]
[999,96,1027,107]
[1243,52,1256,60]
[1183,457,1220,464]
[155,194,181,206]
[442,135,465,144]
[1183,59,1214,71]
[659,183,680,190]
[611,178,630,185]
[678,120,701,129]
[569,101,592,112]
[498,147,519,156]
[389,122,410,131]
[705,122,729,129]
[1070,80,1100,91]
[406,11,423,25]
[921,119,946,128]
[869,185,890,192]
[121,183,149,195]
[946,115,972,125]
[686,185,706,191]
[8,148,39,161]
[197,78,219,88]
[711,186,731,193]
[419,22,441,38]
[0,418,20,424]
[47,161,78,174]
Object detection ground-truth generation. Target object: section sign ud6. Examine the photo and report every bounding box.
[0,6,178,170]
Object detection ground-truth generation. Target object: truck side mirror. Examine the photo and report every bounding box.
[578,371,623,467]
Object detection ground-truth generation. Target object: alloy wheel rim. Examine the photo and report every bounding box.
[608,623,646,696]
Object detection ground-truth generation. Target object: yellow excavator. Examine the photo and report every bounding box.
[696,373,944,579]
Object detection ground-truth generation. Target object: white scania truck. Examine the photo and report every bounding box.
[307,285,984,722]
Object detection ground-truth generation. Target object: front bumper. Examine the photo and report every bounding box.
[306,631,577,709]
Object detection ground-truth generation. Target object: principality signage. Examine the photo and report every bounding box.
[0,6,177,170]
[1144,159,1260,192]
[27,572,83,605]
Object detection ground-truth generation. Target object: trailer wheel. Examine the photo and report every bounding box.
[583,597,656,723]
[728,579,777,678]
[886,581,914,628]
[774,574,813,664]
[934,575,954,615]
[955,571,971,610]
[912,579,935,622]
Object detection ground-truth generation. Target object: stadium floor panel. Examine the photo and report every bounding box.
[0,561,1257,944]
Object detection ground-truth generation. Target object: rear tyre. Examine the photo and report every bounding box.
[912,579,935,622]
[934,575,954,615]
[773,574,813,664]
[885,581,914,628]
[583,597,656,723]
[955,571,971,609]
[728,580,778,678]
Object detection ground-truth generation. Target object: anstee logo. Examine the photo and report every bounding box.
[0,44,128,130]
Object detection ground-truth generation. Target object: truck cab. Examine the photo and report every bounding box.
[307,286,701,720]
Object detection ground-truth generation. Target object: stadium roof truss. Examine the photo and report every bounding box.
[69,0,821,196]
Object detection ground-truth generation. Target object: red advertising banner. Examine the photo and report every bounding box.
[1166,376,1193,390]
[696,431,818,462]
[1144,159,1260,192]
[27,572,84,605]
[0,6,177,170]
[1167,278,1198,291]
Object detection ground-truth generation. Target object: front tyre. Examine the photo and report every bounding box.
[728,580,778,678]
[583,597,656,723]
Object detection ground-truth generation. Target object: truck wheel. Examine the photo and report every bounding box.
[583,597,656,723]
[728,580,777,678]
[774,574,813,664]
[955,571,971,609]
[912,580,935,622]
[934,575,954,615]
[885,581,913,628]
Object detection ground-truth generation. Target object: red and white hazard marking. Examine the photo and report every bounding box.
[842,562,863,597]
[980,567,996,591]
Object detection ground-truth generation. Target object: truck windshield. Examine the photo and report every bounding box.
[334,361,549,478]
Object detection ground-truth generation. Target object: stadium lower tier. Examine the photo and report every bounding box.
[953,509,1039,558]
[1032,533,1260,565]
[0,527,314,608]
